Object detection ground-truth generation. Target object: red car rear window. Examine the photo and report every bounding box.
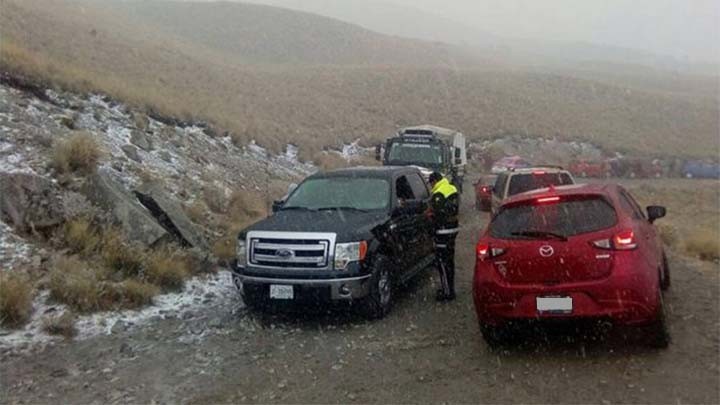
[491,196,617,239]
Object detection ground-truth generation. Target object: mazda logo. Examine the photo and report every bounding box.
[539,245,554,257]
[276,249,294,259]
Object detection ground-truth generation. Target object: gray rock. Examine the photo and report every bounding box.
[130,130,152,151]
[134,184,209,250]
[158,150,172,163]
[121,144,142,163]
[0,173,65,233]
[131,112,150,131]
[82,170,168,246]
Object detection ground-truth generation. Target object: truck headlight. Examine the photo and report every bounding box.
[334,241,368,270]
[236,238,247,266]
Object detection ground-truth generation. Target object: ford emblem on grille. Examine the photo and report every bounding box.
[276,249,294,259]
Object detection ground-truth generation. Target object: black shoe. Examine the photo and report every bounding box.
[436,290,456,302]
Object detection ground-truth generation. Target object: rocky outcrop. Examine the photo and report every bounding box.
[0,173,65,234]
[82,170,168,246]
[134,184,208,250]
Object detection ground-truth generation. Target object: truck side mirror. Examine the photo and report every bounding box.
[647,205,666,223]
[272,200,284,213]
[375,144,382,161]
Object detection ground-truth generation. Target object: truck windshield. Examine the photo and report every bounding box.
[387,143,443,167]
[283,177,390,211]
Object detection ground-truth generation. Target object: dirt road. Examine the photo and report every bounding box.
[2,179,719,404]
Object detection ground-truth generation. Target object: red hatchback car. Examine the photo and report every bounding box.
[473,184,670,347]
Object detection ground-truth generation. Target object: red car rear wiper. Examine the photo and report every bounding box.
[511,230,568,241]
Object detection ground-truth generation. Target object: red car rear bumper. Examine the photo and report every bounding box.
[473,257,660,327]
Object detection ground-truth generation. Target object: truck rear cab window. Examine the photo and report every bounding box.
[507,172,574,196]
[491,196,618,239]
[493,174,507,197]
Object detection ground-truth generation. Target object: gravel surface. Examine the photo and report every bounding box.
[1,179,718,404]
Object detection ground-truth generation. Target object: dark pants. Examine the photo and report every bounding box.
[435,234,456,296]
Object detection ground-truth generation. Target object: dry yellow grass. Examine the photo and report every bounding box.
[112,280,159,308]
[51,131,102,175]
[313,152,349,171]
[100,229,145,278]
[145,248,190,291]
[63,218,100,255]
[0,273,34,328]
[685,230,720,262]
[48,256,105,312]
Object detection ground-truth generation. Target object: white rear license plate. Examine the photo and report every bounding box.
[269,285,294,300]
[536,296,573,313]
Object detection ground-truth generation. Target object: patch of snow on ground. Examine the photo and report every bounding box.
[74,271,237,340]
[0,221,33,270]
[0,271,239,353]
[0,151,36,174]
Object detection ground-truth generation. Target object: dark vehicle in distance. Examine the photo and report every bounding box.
[232,166,436,319]
[474,174,497,212]
[683,160,720,179]
[474,184,670,348]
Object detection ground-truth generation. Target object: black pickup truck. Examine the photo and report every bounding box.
[231,166,436,318]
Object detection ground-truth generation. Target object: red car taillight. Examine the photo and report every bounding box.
[592,229,638,251]
[476,242,506,261]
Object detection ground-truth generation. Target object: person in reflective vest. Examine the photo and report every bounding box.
[428,172,459,301]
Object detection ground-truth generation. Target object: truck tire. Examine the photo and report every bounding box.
[361,255,393,319]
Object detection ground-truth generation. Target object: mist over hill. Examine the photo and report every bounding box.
[0,0,717,159]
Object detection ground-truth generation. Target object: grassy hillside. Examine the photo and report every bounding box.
[1,0,717,159]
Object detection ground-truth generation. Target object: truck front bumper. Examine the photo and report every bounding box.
[232,273,373,301]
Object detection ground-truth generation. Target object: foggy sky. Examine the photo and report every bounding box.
[385,0,719,63]
[240,0,719,64]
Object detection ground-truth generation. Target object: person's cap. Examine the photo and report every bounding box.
[429,172,443,183]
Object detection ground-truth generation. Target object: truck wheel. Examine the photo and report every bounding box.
[644,291,671,349]
[661,253,671,291]
[361,256,393,319]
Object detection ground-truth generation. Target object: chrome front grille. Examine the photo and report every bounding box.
[247,231,336,270]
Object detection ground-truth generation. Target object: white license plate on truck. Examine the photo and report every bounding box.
[536,296,573,313]
[270,285,294,300]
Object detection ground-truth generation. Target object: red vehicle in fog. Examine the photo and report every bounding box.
[568,160,610,178]
[474,175,497,211]
[473,184,670,347]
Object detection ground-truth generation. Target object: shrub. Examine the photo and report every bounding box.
[100,230,145,278]
[0,273,34,328]
[685,230,720,262]
[51,131,102,174]
[48,256,104,312]
[145,249,189,291]
[63,218,100,255]
[313,151,348,171]
[185,200,208,226]
[212,235,236,263]
[42,311,77,338]
[657,224,678,248]
[203,185,227,214]
[112,280,159,308]
[228,189,267,223]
